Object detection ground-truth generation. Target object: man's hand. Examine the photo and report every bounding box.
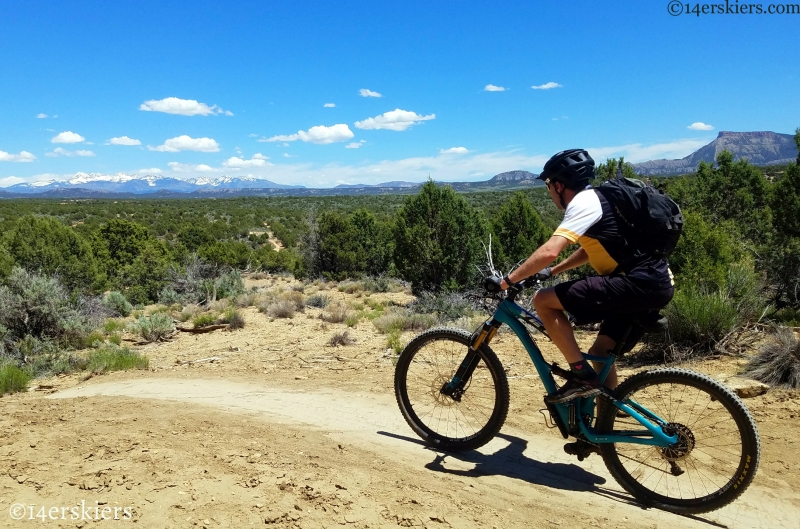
[483,276,503,293]
[532,267,553,281]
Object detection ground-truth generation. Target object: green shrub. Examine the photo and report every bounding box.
[108,333,122,346]
[744,327,800,388]
[0,268,98,350]
[0,364,31,395]
[192,313,217,328]
[387,329,403,355]
[664,288,740,351]
[103,319,126,334]
[409,291,474,321]
[84,330,106,348]
[102,291,133,317]
[132,313,175,342]
[263,301,295,319]
[219,308,245,329]
[320,302,349,323]
[344,313,361,327]
[305,294,330,309]
[87,345,149,374]
[363,275,390,293]
[373,309,438,334]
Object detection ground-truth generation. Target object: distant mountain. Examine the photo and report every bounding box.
[5,173,304,195]
[489,170,538,182]
[334,181,419,189]
[633,131,798,176]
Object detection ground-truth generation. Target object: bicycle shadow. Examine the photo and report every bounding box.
[420,432,605,492]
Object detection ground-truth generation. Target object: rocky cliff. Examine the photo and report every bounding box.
[633,131,798,176]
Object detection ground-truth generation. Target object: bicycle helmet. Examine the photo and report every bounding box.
[537,149,595,189]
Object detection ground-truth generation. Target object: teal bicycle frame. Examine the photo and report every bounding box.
[481,297,678,448]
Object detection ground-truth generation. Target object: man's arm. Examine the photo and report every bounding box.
[503,235,571,288]
[552,247,588,275]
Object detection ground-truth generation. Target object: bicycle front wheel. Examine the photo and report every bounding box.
[394,328,509,452]
[597,368,760,514]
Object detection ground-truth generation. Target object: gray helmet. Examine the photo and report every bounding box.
[537,149,595,189]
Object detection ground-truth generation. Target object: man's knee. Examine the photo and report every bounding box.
[533,288,562,312]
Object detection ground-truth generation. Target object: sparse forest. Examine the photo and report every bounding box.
[2,139,800,391]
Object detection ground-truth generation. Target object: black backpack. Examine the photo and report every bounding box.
[594,168,684,267]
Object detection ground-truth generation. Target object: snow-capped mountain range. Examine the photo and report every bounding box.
[4,173,305,194]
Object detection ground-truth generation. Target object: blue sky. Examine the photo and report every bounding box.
[1,1,798,187]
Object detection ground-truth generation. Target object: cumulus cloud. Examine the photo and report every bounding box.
[222,153,270,168]
[0,150,36,162]
[168,162,214,172]
[0,176,25,187]
[136,167,163,174]
[46,147,95,157]
[345,140,366,149]
[440,147,468,154]
[139,97,232,116]
[107,136,142,146]
[149,135,220,152]
[260,124,354,145]
[52,131,85,144]
[531,82,562,90]
[355,109,435,131]
[687,122,714,131]
[324,103,336,108]
[36,113,48,119]
[359,89,382,98]
[484,84,506,92]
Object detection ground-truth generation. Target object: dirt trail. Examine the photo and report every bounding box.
[47,377,799,529]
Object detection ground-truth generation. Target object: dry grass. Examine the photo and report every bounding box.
[321,302,350,324]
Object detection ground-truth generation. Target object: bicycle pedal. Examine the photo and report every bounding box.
[564,440,599,461]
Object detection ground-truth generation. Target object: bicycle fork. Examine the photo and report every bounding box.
[440,321,499,401]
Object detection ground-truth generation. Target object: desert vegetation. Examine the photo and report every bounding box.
[2,136,800,392]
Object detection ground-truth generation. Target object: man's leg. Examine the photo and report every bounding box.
[587,335,618,389]
[533,287,603,403]
[532,287,583,363]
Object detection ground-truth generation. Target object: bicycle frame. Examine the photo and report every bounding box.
[472,298,678,447]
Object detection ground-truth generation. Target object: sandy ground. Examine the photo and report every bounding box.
[2,277,800,528]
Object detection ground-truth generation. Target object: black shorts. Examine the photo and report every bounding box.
[554,274,674,347]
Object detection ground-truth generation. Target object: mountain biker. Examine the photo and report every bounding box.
[495,149,675,404]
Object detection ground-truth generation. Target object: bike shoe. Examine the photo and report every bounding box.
[544,377,604,404]
[564,439,600,461]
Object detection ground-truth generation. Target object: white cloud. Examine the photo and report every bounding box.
[484,84,506,92]
[36,113,48,119]
[52,131,85,144]
[324,103,336,108]
[359,89,382,98]
[0,150,36,162]
[149,135,220,152]
[222,153,270,168]
[345,140,366,149]
[260,124,354,145]
[440,147,469,154]
[687,122,714,131]
[248,133,258,138]
[139,97,232,116]
[107,136,142,146]
[531,82,562,90]
[283,153,292,158]
[46,147,95,157]
[588,138,712,163]
[168,162,214,173]
[0,176,25,187]
[355,109,435,131]
[136,167,162,174]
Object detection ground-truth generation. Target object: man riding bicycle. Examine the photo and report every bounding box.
[495,149,675,404]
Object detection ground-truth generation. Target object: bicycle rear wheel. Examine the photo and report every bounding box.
[394,328,509,452]
[597,368,760,514]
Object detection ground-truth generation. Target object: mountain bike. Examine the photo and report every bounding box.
[393,276,760,514]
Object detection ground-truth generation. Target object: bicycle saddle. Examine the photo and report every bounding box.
[632,312,668,333]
